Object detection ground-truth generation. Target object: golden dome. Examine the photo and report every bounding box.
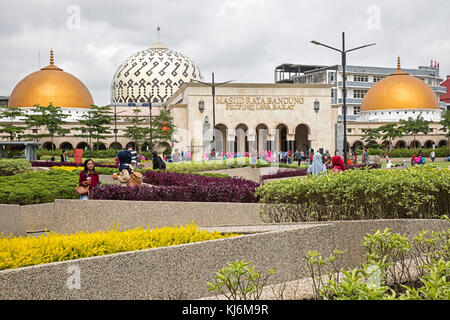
[8,50,94,108]
[361,57,439,111]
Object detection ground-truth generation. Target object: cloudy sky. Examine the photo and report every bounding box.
[1,0,449,106]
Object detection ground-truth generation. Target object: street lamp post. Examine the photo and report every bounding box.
[191,72,234,149]
[311,32,375,166]
[112,106,126,156]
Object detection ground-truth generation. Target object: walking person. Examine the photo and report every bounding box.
[430,149,436,163]
[77,159,100,200]
[250,147,257,169]
[362,148,369,165]
[60,149,67,163]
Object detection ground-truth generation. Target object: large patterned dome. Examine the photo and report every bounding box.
[111,41,203,104]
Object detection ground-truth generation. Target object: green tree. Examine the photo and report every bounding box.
[73,105,114,151]
[0,105,25,141]
[361,128,381,149]
[22,104,70,150]
[377,123,404,151]
[150,108,177,154]
[72,109,96,156]
[123,107,150,153]
[399,116,430,148]
[439,110,450,155]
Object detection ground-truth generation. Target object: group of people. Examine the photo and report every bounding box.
[307,150,350,175]
[77,147,166,200]
[164,150,192,162]
[411,150,427,166]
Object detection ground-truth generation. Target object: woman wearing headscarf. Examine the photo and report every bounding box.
[307,152,327,175]
[331,153,346,172]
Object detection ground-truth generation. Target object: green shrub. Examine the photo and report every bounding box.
[37,149,117,159]
[0,170,79,204]
[367,147,448,158]
[208,260,276,300]
[0,159,32,176]
[39,156,116,164]
[255,167,450,222]
[304,219,450,300]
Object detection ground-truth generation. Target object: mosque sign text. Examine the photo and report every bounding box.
[216,96,304,111]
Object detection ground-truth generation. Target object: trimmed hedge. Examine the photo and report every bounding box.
[261,164,381,180]
[0,223,240,270]
[31,161,119,168]
[364,147,449,157]
[0,170,79,205]
[255,167,450,222]
[0,159,32,176]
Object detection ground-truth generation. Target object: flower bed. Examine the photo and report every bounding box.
[0,223,240,271]
[90,171,260,203]
[256,166,450,222]
[261,163,381,180]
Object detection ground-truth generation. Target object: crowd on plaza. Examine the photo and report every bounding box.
[74,146,167,200]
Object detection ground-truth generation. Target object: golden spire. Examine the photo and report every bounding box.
[157,26,160,42]
[397,56,401,70]
[50,49,54,65]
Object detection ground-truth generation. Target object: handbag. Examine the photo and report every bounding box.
[74,185,89,195]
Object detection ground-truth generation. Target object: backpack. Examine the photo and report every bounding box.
[129,171,143,187]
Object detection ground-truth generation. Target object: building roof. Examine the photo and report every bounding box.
[440,75,450,103]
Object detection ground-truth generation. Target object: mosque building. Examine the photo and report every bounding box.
[0,30,448,158]
[344,58,447,151]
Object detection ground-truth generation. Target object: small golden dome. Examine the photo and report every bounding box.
[8,50,94,108]
[361,57,439,111]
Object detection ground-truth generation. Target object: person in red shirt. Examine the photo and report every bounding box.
[78,159,100,200]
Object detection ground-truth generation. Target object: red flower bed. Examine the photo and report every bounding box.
[90,171,260,203]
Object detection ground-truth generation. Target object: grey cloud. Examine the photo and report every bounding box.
[0,0,449,106]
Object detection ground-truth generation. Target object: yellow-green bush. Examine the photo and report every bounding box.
[0,223,240,270]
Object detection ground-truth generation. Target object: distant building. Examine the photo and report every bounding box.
[440,75,450,110]
[0,96,8,106]
[275,61,447,118]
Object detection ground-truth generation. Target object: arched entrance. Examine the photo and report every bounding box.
[276,124,288,152]
[76,142,90,150]
[42,142,56,150]
[294,124,309,152]
[59,142,73,150]
[352,141,364,152]
[395,140,406,149]
[410,140,421,149]
[438,140,448,147]
[256,124,269,155]
[93,142,106,150]
[109,142,122,150]
[235,124,248,155]
[424,140,434,149]
[215,124,227,154]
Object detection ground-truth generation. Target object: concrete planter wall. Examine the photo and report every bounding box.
[0,219,448,300]
[0,200,264,237]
